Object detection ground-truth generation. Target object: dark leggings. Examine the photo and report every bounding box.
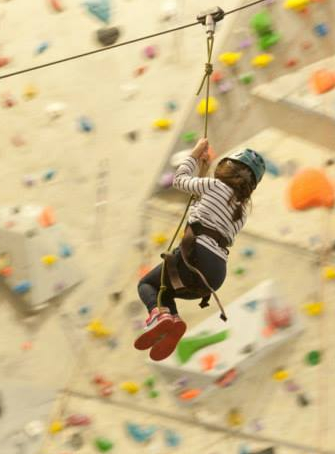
[137,243,226,315]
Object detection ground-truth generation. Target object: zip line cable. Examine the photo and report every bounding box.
[0,0,268,81]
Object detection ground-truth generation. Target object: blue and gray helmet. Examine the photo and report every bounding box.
[221,148,266,186]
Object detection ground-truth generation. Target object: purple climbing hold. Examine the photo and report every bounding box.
[159,172,174,189]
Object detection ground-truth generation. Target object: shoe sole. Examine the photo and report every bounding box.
[150,320,187,361]
[134,318,174,350]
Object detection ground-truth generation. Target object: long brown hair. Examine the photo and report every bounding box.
[214,159,256,222]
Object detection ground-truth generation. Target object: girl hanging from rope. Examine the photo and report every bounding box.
[134,138,265,361]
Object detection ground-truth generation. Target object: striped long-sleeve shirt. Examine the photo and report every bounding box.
[173,156,247,261]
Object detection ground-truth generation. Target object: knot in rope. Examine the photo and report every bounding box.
[205,62,213,76]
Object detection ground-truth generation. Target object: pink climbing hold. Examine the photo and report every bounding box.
[2,93,16,108]
[66,414,92,427]
[144,45,158,59]
[0,57,10,68]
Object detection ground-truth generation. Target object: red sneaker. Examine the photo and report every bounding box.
[134,307,174,351]
[149,314,187,361]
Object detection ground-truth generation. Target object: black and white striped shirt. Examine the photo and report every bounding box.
[173,156,247,261]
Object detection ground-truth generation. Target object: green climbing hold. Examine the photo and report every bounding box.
[259,32,280,50]
[234,267,246,275]
[143,376,156,388]
[176,330,230,364]
[148,389,160,398]
[182,131,198,143]
[95,437,114,452]
[305,350,321,366]
[239,73,254,84]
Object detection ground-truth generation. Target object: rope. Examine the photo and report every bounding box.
[157,34,214,311]
[0,0,268,81]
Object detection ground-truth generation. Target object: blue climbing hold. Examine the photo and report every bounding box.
[60,244,73,258]
[83,0,111,24]
[164,429,181,447]
[126,423,156,443]
[78,116,94,132]
[241,247,255,257]
[244,300,258,311]
[13,281,32,294]
[43,169,57,181]
[314,23,328,38]
[35,42,49,54]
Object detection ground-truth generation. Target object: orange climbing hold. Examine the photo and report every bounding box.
[200,353,218,371]
[310,69,335,94]
[287,168,335,210]
[179,388,202,400]
[0,266,13,277]
[49,0,64,12]
[38,207,56,227]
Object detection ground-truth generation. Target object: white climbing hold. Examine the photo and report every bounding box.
[45,102,66,119]
[120,83,139,100]
[170,149,192,168]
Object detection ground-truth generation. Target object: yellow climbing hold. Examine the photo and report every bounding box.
[49,420,64,434]
[284,0,310,11]
[251,54,274,68]
[86,319,112,337]
[41,255,58,266]
[322,266,335,280]
[196,97,219,116]
[153,118,173,130]
[152,233,168,246]
[218,52,242,66]
[303,301,324,316]
[23,84,38,100]
[273,369,289,381]
[227,408,244,427]
[120,381,140,394]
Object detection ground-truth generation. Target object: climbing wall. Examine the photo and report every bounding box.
[1,1,335,454]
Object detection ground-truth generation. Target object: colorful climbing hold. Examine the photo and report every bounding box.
[143,376,156,388]
[234,266,246,275]
[177,330,229,364]
[303,301,324,316]
[238,72,255,84]
[218,52,242,66]
[153,118,173,129]
[305,350,321,366]
[125,130,138,142]
[215,368,238,387]
[179,388,202,400]
[251,54,274,67]
[148,389,159,398]
[100,382,113,396]
[218,80,233,93]
[314,23,329,37]
[49,0,64,12]
[0,57,10,68]
[164,429,181,447]
[310,69,335,94]
[78,116,94,132]
[227,408,244,427]
[38,207,56,227]
[210,70,224,83]
[87,319,112,337]
[241,247,255,257]
[196,96,219,115]
[120,381,140,394]
[13,281,32,294]
[144,45,158,59]
[284,0,310,11]
[0,266,13,277]
[272,368,289,381]
[95,437,114,452]
[41,255,58,266]
[23,84,38,100]
[49,420,64,434]
[287,168,335,210]
[152,233,168,246]
[285,58,298,68]
[84,0,111,24]
[200,353,218,371]
[35,42,49,54]
[96,27,120,46]
[66,414,92,427]
[134,65,148,77]
[182,131,198,143]
[2,93,16,108]
[126,423,156,443]
[323,266,335,280]
[43,169,57,181]
[166,100,178,111]
[60,244,73,258]
[159,172,174,189]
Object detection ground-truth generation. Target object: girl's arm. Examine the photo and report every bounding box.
[173,139,216,196]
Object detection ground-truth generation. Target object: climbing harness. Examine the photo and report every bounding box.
[157,7,229,322]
